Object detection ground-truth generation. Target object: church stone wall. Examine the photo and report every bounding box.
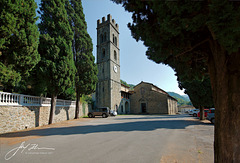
[130,82,177,114]
[167,97,178,115]
[147,91,168,114]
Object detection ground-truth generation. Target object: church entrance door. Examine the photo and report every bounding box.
[141,103,147,113]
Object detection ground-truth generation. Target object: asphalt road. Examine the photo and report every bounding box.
[0,114,214,163]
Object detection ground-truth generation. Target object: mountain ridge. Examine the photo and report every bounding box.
[167,92,190,101]
[167,92,192,106]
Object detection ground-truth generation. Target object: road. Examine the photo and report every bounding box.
[0,114,214,163]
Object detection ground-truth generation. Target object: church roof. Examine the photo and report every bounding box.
[134,81,178,101]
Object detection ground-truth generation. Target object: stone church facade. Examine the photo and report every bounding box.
[95,15,178,114]
[129,82,178,114]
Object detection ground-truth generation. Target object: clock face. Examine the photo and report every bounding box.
[113,65,117,73]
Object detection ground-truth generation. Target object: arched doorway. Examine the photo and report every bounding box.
[141,103,147,113]
[125,101,129,114]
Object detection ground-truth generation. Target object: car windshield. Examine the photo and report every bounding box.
[99,108,108,112]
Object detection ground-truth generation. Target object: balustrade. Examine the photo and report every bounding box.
[0,92,75,107]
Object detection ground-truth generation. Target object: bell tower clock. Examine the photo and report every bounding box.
[96,14,121,111]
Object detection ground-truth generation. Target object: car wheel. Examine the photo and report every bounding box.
[211,118,215,124]
[88,113,93,118]
[193,113,197,117]
[102,113,107,118]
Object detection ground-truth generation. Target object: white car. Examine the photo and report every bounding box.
[189,109,199,117]
[110,110,117,116]
[113,111,117,116]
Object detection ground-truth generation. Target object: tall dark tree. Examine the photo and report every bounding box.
[111,0,240,162]
[67,0,98,119]
[0,0,40,92]
[179,77,214,120]
[38,0,76,124]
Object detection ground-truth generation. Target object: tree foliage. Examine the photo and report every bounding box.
[66,0,98,119]
[179,77,214,109]
[121,79,130,87]
[38,0,76,124]
[112,0,240,80]
[0,0,40,91]
[38,0,75,96]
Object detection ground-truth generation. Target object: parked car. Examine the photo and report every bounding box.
[207,108,215,124]
[88,107,109,118]
[188,109,193,115]
[189,109,200,117]
[109,110,117,116]
[197,109,210,118]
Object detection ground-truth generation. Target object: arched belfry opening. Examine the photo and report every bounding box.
[114,37,117,46]
[114,50,117,61]
[113,34,115,44]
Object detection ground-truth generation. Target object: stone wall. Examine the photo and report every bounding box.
[0,103,89,134]
[167,97,178,115]
[147,91,169,114]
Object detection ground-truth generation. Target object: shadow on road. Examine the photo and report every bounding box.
[1,116,212,138]
[115,114,189,120]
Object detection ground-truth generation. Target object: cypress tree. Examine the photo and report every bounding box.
[112,0,240,161]
[67,0,98,119]
[178,77,214,120]
[38,0,76,124]
[0,0,40,92]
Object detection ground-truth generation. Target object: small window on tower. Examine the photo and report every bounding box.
[113,34,115,43]
[102,86,104,92]
[104,32,106,42]
[102,48,105,58]
[100,34,103,43]
[115,37,117,46]
[114,50,117,61]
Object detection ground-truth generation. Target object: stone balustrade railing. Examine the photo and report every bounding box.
[0,92,76,107]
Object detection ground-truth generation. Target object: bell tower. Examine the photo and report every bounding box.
[96,14,121,111]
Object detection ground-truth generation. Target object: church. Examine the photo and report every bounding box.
[94,14,178,115]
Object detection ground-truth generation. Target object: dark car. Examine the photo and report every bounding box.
[88,107,109,118]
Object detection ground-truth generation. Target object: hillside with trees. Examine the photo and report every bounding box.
[167,92,192,106]
[121,79,135,90]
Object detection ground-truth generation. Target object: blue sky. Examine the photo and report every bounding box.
[35,0,185,95]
